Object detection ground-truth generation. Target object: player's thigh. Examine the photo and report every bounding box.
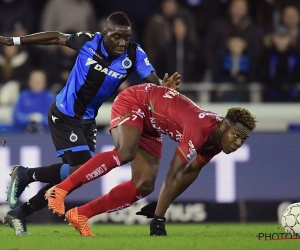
[62,150,92,167]
[111,124,142,159]
[110,97,144,158]
[131,148,160,193]
[48,104,93,165]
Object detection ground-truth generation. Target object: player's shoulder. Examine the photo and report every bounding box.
[182,106,222,127]
[126,42,148,63]
[94,32,103,38]
[84,31,103,40]
[129,42,147,55]
[198,110,223,124]
[69,31,102,40]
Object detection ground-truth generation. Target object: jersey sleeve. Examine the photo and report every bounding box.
[175,127,206,165]
[195,154,213,167]
[66,31,98,51]
[134,45,155,79]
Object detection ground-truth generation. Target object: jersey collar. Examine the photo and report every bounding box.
[100,39,109,58]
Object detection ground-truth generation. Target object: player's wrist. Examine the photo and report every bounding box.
[12,37,21,45]
[153,214,166,222]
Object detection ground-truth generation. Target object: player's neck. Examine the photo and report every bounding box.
[207,125,222,147]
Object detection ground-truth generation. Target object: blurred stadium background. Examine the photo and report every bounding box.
[0,0,300,225]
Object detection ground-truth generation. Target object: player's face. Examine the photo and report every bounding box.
[220,124,249,154]
[103,25,131,57]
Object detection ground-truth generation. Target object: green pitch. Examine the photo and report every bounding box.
[0,223,299,250]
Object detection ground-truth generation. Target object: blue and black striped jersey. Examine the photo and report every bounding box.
[55,31,154,120]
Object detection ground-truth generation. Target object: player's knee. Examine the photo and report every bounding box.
[116,148,136,164]
[136,180,155,195]
[70,165,82,174]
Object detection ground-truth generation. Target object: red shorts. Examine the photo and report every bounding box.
[110,93,162,158]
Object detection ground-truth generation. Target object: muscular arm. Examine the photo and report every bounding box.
[154,153,205,217]
[0,32,69,46]
[144,72,161,86]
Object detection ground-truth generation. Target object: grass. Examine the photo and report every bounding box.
[0,223,300,250]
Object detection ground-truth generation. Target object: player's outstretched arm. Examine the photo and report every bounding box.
[0,32,70,46]
[150,154,204,236]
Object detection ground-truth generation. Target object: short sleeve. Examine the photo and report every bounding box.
[134,45,155,79]
[66,31,98,51]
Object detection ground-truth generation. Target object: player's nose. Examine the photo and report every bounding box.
[118,39,126,46]
[234,138,242,148]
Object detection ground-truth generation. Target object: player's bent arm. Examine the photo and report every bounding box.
[154,153,205,217]
[144,72,161,86]
[0,32,69,46]
[144,72,180,91]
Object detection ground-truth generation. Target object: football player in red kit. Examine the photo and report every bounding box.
[46,83,256,236]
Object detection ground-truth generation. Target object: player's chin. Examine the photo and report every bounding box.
[223,148,233,154]
[113,49,125,56]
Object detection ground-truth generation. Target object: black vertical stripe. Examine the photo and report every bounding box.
[73,39,137,119]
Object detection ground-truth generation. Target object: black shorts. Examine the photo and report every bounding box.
[48,102,96,166]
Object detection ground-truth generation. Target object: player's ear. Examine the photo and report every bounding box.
[103,29,108,37]
[219,121,227,133]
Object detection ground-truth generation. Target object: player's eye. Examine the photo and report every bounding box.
[124,37,130,42]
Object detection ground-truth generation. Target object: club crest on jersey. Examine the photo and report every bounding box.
[121,57,132,69]
[70,131,78,142]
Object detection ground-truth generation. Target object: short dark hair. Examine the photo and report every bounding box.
[106,12,131,27]
[225,107,256,130]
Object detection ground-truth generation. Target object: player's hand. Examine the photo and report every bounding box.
[150,214,167,236]
[161,72,181,91]
[0,36,13,46]
[136,201,157,218]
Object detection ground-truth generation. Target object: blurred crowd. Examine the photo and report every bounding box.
[0,0,300,132]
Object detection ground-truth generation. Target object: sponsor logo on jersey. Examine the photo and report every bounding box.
[121,57,132,69]
[166,129,173,138]
[199,111,222,121]
[132,109,145,119]
[85,58,127,79]
[175,130,183,142]
[145,83,154,91]
[150,117,160,131]
[156,135,163,143]
[69,131,78,142]
[187,140,196,159]
[51,115,59,123]
[163,89,179,99]
[88,47,103,60]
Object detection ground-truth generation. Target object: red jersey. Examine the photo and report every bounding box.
[111,83,223,165]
